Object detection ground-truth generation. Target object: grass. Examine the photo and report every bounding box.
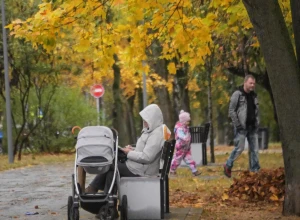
[0,153,74,172]
[0,143,282,172]
[267,142,282,150]
[169,150,285,199]
[169,146,300,219]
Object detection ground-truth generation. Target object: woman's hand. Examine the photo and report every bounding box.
[122,145,134,154]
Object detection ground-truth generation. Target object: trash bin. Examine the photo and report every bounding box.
[200,124,209,165]
[258,127,269,150]
[188,123,210,166]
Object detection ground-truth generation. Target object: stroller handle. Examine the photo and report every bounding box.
[72,126,82,134]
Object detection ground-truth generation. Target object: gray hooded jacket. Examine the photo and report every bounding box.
[228,86,259,129]
[126,104,165,176]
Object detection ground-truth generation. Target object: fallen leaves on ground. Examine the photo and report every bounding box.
[223,167,285,204]
[170,189,203,207]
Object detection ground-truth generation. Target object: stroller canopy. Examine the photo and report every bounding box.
[76,126,115,166]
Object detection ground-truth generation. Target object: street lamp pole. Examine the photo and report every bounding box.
[1,0,14,163]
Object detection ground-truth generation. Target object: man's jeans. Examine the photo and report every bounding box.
[226,126,260,172]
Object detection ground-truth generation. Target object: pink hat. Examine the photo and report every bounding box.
[179,110,190,123]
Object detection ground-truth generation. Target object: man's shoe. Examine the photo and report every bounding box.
[223,164,232,178]
[85,185,97,194]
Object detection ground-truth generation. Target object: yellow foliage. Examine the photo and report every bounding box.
[8,0,271,99]
[188,78,201,92]
[167,62,177,74]
[74,39,90,52]
[251,36,260,48]
[222,193,229,201]
[192,101,200,109]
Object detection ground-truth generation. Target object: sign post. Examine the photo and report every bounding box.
[90,84,105,125]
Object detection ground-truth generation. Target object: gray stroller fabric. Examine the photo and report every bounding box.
[76,126,114,171]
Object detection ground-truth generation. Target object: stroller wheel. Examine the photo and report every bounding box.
[121,195,128,220]
[98,204,116,220]
[67,196,73,220]
[72,207,79,220]
[68,196,80,220]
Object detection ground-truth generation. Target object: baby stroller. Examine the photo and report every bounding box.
[67,126,119,220]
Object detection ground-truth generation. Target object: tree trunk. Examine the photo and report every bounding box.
[173,61,191,119]
[112,55,132,146]
[217,110,226,145]
[243,0,300,215]
[291,0,300,69]
[207,70,215,163]
[241,35,249,75]
[127,94,137,144]
[148,41,175,129]
[136,87,143,133]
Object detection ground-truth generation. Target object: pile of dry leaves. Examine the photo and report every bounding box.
[223,167,285,203]
[169,168,285,208]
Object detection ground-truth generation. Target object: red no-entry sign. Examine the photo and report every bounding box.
[90,84,105,98]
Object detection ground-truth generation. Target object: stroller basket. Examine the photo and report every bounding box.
[80,156,108,163]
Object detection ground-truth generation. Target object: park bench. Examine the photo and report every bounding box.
[118,139,176,220]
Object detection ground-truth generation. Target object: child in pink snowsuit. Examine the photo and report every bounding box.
[170,110,201,176]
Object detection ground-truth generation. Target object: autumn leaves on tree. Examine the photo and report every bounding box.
[7,0,255,100]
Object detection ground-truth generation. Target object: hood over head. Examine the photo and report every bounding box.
[139,104,164,132]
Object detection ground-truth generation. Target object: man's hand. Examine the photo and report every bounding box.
[236,126,245,133]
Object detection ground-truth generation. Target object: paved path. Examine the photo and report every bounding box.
[165,207,203,220]
[0,162,202,220]
[0,162,96,220]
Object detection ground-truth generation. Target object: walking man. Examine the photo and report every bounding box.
[224,75,260,178]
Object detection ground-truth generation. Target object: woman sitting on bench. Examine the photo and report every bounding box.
[85,104,166,194]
